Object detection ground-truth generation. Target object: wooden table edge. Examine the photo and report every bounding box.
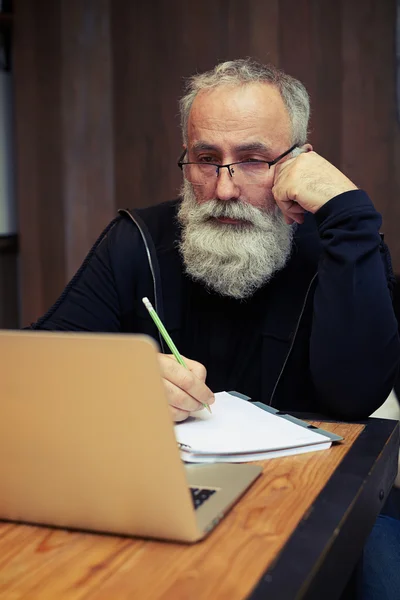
[247,417,400,600]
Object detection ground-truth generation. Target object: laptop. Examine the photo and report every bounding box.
[0,330,261,543]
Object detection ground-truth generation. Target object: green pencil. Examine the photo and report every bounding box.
[142,297,212,413]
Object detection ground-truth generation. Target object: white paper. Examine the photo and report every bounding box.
[174,391,331,462]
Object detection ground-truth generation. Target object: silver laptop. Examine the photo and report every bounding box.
[0,330,261,543]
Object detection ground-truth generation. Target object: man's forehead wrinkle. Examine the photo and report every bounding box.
[195,118,259,131]
[189,87,273,127]
[192,124,262,136]
[189,111,266,139]
[192,105,264,128]
[187,82,292,150]
[190,103,259,124]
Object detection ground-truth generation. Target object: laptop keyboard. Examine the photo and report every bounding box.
[190,487,217,509]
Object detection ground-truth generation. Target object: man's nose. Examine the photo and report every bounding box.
[214,167,240,201]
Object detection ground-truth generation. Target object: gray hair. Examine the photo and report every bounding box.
[179,58,310,146]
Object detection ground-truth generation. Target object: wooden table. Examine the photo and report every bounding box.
[0,418,398,600]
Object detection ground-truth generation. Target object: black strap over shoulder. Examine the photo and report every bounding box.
[118,208,166,351]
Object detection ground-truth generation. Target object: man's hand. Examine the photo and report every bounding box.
[158,353,215,422]
[272,150,358,225]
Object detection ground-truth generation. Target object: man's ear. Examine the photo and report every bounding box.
[292,143,313,158]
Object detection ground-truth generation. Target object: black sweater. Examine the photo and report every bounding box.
[31,190,400,420]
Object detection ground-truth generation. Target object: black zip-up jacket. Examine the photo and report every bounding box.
[31,190,400,420]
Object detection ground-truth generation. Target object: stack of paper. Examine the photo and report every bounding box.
[174,392,333,463]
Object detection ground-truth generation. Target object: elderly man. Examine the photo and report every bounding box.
[31,59,399,423]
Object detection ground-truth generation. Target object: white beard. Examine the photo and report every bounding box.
[177,181,295,299]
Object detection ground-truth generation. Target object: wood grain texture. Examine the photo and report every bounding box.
[341,0,396,225]
[0,421,362,600]
[15,0,115,325]
[60,0,115,278]
[13,0,66,324]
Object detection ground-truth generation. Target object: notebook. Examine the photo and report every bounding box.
[174,391,341,463]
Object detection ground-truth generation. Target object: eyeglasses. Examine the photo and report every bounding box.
[177,144,297,186]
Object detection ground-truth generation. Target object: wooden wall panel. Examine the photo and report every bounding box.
[247,0,280,66]
[14,0,65,325]
[14,0,400,326]
[111,0,188,209]
[310,1,343,166]
[341,0,396,222]
[277,0,344,165]
[60,0,115,276]
[15,0,115,325]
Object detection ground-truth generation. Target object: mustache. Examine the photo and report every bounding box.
[185,198,268,224]
[178,180,288,233]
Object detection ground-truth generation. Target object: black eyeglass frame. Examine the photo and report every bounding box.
[177,143,298,178]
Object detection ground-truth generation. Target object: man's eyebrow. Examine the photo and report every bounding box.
[191,141,219,153]
[234,142,272,154]
[190,141,273,154]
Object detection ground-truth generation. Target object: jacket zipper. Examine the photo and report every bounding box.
[268,272,318,407]
[120,209,166,353]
